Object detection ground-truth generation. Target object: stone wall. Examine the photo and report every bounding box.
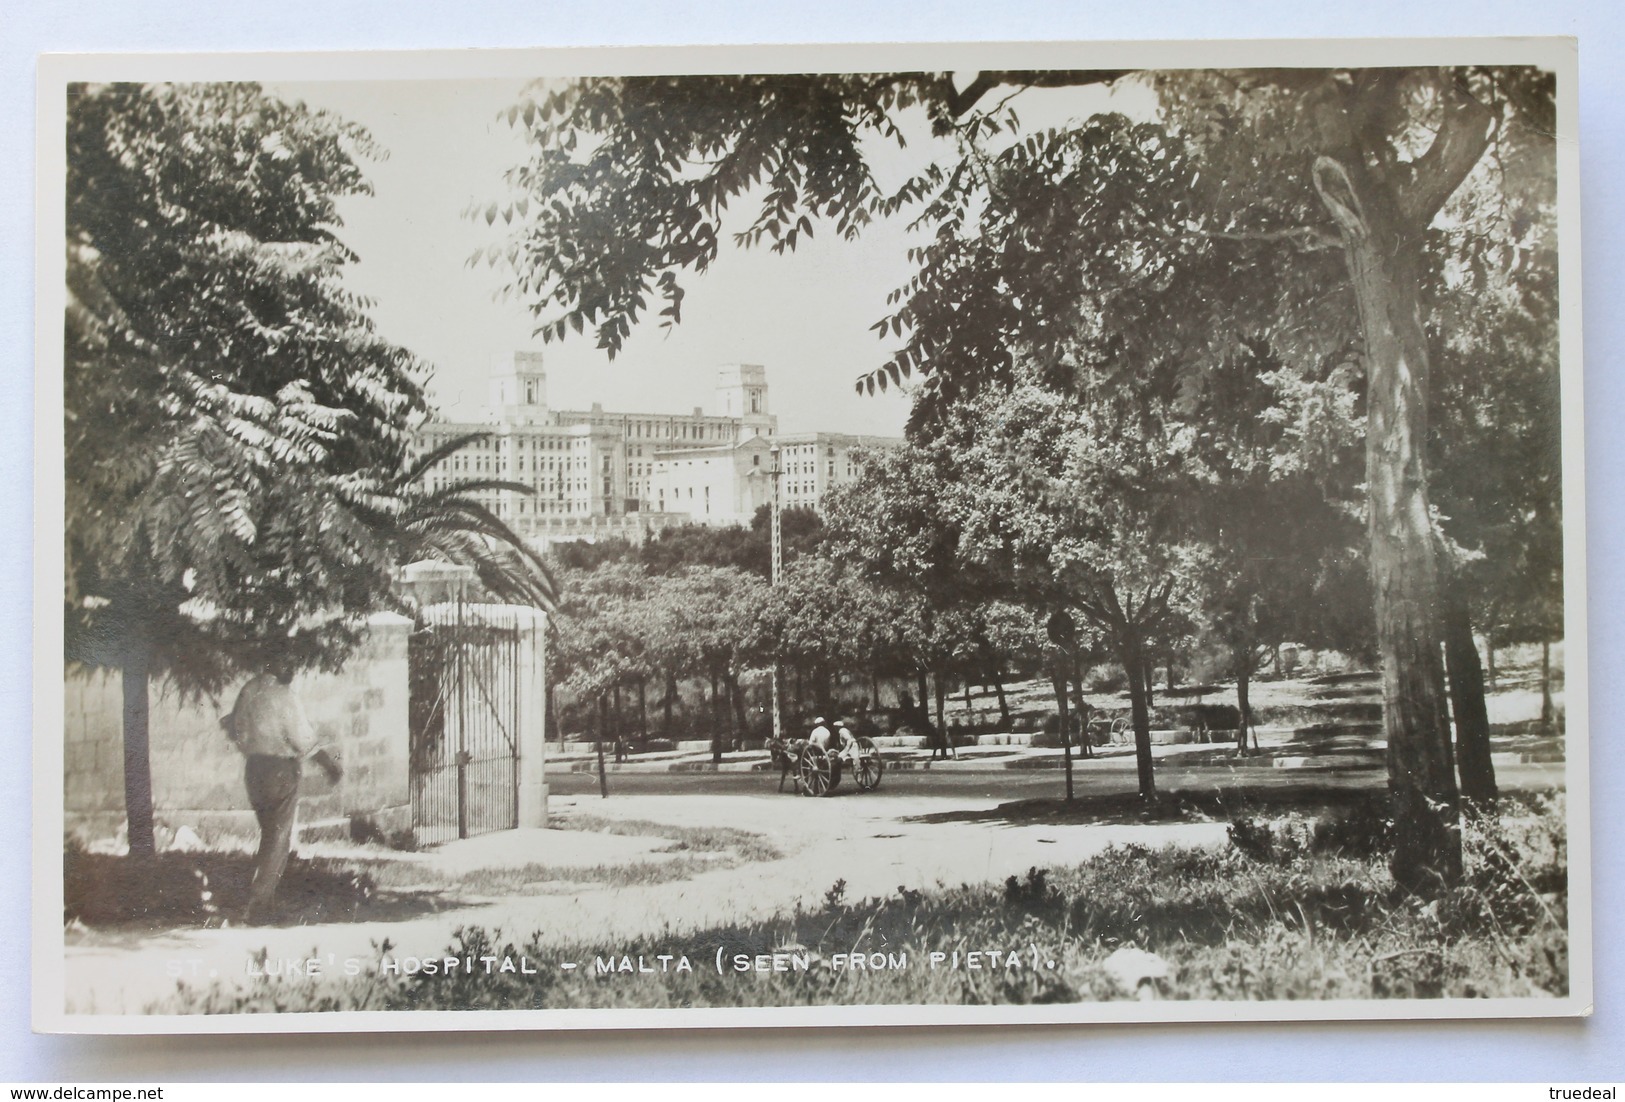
[64,612,414,844]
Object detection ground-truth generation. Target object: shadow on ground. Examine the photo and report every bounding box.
[64,848,479,933]
[900,784,1392,829]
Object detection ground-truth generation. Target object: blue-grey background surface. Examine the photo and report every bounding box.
[4,0,1618,1082]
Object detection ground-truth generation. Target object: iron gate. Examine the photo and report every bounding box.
[409,601,523,845]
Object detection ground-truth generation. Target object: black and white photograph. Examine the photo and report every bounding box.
[35,38,1588,1032]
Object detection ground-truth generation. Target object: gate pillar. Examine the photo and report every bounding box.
[512,606,550,828]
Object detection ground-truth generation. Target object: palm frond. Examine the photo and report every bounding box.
[423,477,538,500]
[385,433,557,611]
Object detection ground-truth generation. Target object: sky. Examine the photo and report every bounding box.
[269,75,1145,434]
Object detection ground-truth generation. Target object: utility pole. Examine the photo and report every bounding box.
[770,444,783,743]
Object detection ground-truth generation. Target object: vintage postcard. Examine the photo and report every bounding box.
[34,38,1589,1033]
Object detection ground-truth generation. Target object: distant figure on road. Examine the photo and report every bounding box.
[851,700,880,740]
[900,691,951,761]
[222,657,343,924]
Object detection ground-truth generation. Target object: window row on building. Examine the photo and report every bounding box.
[409,354,901,548]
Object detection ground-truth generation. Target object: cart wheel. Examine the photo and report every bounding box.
[1111,716,1132,744]
[853,737,885,791]
[796,744,836,797]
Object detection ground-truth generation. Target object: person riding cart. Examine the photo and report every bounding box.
[772,716,885,797]
[807,716,858,756]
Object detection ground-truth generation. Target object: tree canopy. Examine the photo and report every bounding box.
[66,82,433,685]
[66,82,447,854]
[482,63,1559,891]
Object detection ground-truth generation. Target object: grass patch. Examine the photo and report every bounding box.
[338,815,783,897]
[431,855,736,894]
[62,844,452,930]
[151,793,1569,1012]
[551,814,783,863]
[437,817,782,893]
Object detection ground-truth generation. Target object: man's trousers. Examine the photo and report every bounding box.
[243,754,301,922]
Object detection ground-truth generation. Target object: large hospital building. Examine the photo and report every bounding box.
[412,352,903,547]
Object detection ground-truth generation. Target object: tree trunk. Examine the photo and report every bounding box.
[933,672,946,735]
[662,670,677,735]
[1541,641,1554,728]
[723,669,747,739]
[710,669,722,763]
[1053,668,1074,802]
[1120,645,1156,799]
[595,696,609,799]
[1443,575,1497,804]
[1141,661,1155,712]
[1231,637,1259,752]
[992,669,1011,727]
[1070,665,1091,760]
[1317,157,1463,891]
[1486,634,1497,686]
[121,640,156,858]
[1236,666,1253,753]
[638,678,648,738]
[915,670,930,723]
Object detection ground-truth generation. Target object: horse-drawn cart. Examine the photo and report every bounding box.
[770,735,886,796]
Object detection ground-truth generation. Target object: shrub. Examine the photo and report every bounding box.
[1003,867,1063,917]
[1226,817,1277,861]
[349,814,388,847]
[1312,802,1392,857]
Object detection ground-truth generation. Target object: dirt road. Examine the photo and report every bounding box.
[60,791,1230,1015]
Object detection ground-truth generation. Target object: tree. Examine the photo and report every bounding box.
[548,561,652,795]
[1178,342,1372,749]
[1153,69,1551,889]
[645,566,769,757]
[484,65,1556,890]
[834,359,1202,801]
[947,374,1203,799]
[66,83,430,856]
[822,438,1007,736]
[756,556,891,721]
[965,599,1042,732]
[1423,100,1561,800]
[1276,78,1484,875]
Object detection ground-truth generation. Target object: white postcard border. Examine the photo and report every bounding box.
[33,35,1591,1034]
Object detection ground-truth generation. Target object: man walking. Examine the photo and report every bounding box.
[223,658,343,924]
